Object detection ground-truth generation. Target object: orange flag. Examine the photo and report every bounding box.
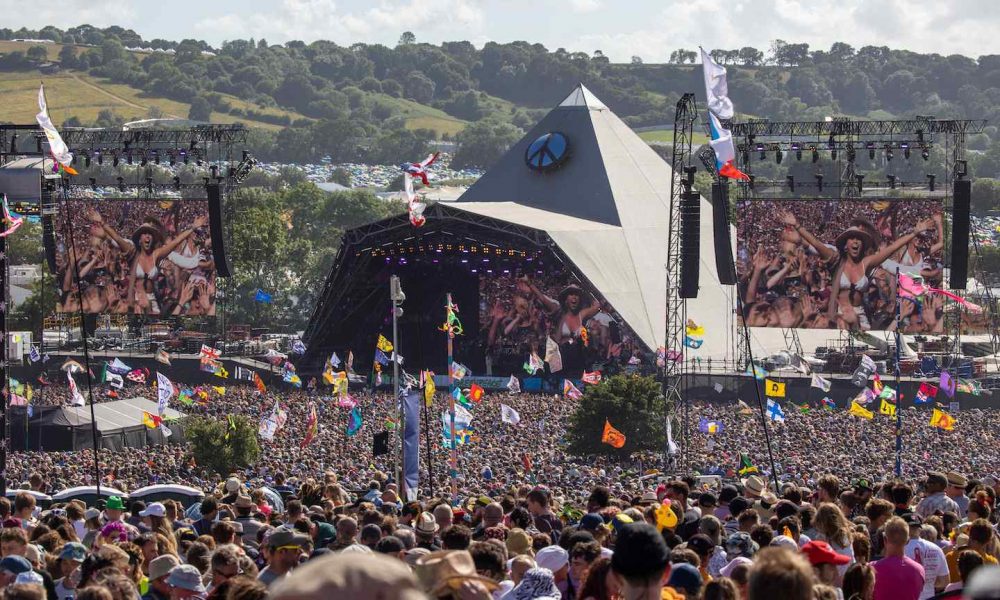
[469,383,485,403]
[253,372,266,394]
[601,419,626,448]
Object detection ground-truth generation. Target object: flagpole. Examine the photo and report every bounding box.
[736,296,780,492]
[390,275,404,497]
[894,267,903,477]
[445,293,457,504]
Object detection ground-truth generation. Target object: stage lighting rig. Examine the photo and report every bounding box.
[756,143,766,160]
[866,141,876,160]
[792,142,802,161]
[846,144,856,163]
[231,151,258,184]
[885,145,893,161]
[901,142,911,159]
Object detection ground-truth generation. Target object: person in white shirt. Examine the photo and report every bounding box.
[903,514,950,599]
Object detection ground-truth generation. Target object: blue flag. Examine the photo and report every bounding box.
[374,349,391,366]
[403,391,421,501]
[347,407,363,436]
[291,340,306,355]
[684,336,703,349]
[255,289,273,304]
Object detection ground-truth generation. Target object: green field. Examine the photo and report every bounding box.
[373,93,469,136]
[638,129,710,146]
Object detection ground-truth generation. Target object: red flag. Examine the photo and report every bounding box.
[582,371,602,385]
[601,419,626,448]
[254,372,266,394]
[522,453,533,472]
[469,383,485,403]
[301,403,319,449]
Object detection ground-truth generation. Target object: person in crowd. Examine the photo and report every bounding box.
[872,517,924,600]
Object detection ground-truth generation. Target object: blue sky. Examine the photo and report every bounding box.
[1,0,994,62]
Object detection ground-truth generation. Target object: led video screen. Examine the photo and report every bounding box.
[737,198,944,332]
[55,198,216,316]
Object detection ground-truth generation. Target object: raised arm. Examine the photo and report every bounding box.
[521,275,559,313]
[745,249,770,304]
[867,218,935,268]
[86,209,133,254]
[777,211,836,263]
[154,215,208,261]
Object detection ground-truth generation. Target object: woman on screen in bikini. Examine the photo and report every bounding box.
[777,210,934,330]
[86,209,207,314]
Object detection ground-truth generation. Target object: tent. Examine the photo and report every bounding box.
[33,398,185,451]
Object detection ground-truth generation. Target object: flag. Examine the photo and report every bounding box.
[811,373,831,393]
[450,361,469,380]
[301,403,319,448]
[156,372,174,415]
[798,403,811,414]
[346,406,363,437]
[563,379,583,400]
[525,352,545,375]
[501,404,521,426]
[683,336,703,349]
[253,372,266,394]
[323,362,336,385]
[290,339,306,355]
[737,399,754,415]
[215,366,229,379]
[764,379,785,397]
[423,371,436,406]
[738,453,759,476]
[212,386,225,396]
[468,383,485,403]
[686,320,706,337]
[254,289,272,303]
[282,371,302,387]
[234,366,255,382]
[849,401,874,420]
[522,453,533,472]
[28,346,40,363]
[707,111,750,180]
[125,369,147,384]
[544,336,563,373]
[765,399,785,422]
[880,398,897,417]
[178,389,194,406]
[939,371,956,398]
[36,84,77,175]
[915,383,936,404]
[713,382,724,394]
[821,397,836,410]
[332,372,349,396]
[851,359,876,388]
[745,363,768,380]
[452,387,472,408]
[374,349,391,366]
[104,371,123,390]
[601,419,626,449]
[141,411,163,429]
[791,354,813,375]
[143,350,167,369]
[225,415,237,441]
[199,345,221,360]
[700,47,734,119]
[507,375,520,393]
[929,408,956,431]
[67,371,85,406]
[698,418,723,434]
[878,385,897,403]
[376,334,394,353]
[107,358,131,375]
[337,393,357,409]
[582,371,602,385]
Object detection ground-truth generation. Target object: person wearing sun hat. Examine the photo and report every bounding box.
[413,550,499,597]
[166,564,207,599]
[143,554,180,600]
[414,512,442,551]
[53,542,87,600]
[945,472,970,518]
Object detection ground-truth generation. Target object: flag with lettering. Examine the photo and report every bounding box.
[582,371,602,385]
[501,403,521,426]
[376,334,394,353]
[67,371,85,406]
[929,408,956,431]
[156,372,174,415]
[879,398,897,417]
[507,374,520,393]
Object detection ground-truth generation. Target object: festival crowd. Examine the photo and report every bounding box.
[1,378,999,599]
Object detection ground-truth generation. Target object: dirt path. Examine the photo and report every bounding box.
[67,72,184,118]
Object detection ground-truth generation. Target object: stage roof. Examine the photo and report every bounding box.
[49,398,184,432]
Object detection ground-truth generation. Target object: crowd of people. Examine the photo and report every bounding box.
[737,199,946,333]
[2,376,999,598]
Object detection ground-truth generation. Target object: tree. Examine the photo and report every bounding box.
[328,167,351,187]
[631,55,643,65]
[398,31,416,46]
[566,375,665,456]
[188,95,213,121]
[185,415,260,476]
[669,49,696,64]
[26,46,48,63]
[58,44,77,68]
[451,119,523,169]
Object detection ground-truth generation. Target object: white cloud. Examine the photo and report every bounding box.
[569,0,603,13]
[0,0,137,30]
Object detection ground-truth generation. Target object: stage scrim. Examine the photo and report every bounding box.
[55,197,216,316]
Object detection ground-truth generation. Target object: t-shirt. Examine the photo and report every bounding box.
[873,555,925,600]
[945,546,999,583]
[257,566,286,587]
[905,538,950,600]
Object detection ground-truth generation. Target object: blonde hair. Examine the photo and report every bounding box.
[814,503,851,548]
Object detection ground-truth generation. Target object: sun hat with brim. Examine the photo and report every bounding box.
[801,541,851,566]
[58,542,87,563]
[720,556,752,578]
[946,471,968,488]
[535,546,568,572]
[234,495,255,509]
[413,551,499,596]
[0,556,32,575]
[637,491,659,505]
[225,477,242,493]
[506,529,533,557]
[834,226,875,254]
[149,555,180,581]
[131,224,165,250]
[403,547,432,567]
[725,532,759,559]
[741,476,767,497]
[414,512,440,536]
[770,535,799,550]
[167,564,207,594]
[271,552,425,600]
[105,496,125,511]
[139,503,166,518]
[14,571,44,586]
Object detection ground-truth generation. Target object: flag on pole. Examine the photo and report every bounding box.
[683,336,704,349]
[450,361,469,380]
[291,340,306,355]
[423,371,436,406]
[126,369,147,384]
[36,84,77,175]
[374,349,391,366]
[738,453,759,476]
[154,348,172,366]
[745,363,768,380]
[525,352,545,375]
[253,372,266,394]
[698,418,724,434]
[685,320,706,337]
[765,379,786,397]
[468,383,485,403]
[282,370,302,387]
[810,373,832,393]
[821,397,836,410]
[563,379,583,400]
[141,411,163,429]
[254,289,272,303]
[28,346,40,363]
[601,419,626,448]
[545,336,563,373]
[849,401,874,420]
[765,399,786,422]
[156,372,174,415]
[376,334,394,353]
[939,371,956,398]
[346,406,363,437]
[929,408,956,430]
[452,387,472,408]
[506,375,520,393]
[707,111,750,180]
[879,398,897,417]
[500,404,521,426]
[582,371,602,385]
[67,371,85,406]
[301,403,319,447]
[700,47,734,119]
[199,345,221,360]
[107,358,131,375]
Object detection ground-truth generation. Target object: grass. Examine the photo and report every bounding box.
[0,69,304,130]
[373,93,469,137]
[638,129,710,145]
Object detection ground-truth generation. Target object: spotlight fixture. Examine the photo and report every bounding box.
[815,173,824,191]
[955,160,968,178]
[866,141,876,160]
[96,150,103,166]
[127,151,133,166]
[786,175,795,192]
[811,146,819,163]
[901,142,911,160]
[117,176,126,192]
[9,133,17,153]
[756,143,766,160]
[927,174,936,192]
[89,177,97,191]
[776,149,783,164]
[888,174,897,189]
[885,145,893,161]
[84,152,91,168]
[792,142,802,161]
[921,147,930,161]
[169,151,176,166]
[173,176,181,190]
[856,174,865,193]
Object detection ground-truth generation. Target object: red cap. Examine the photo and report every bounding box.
[801,540,851,566]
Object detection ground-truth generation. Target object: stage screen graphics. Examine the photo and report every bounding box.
[55,198,216,316]
[478,269,636,376]
[737,198,945,333]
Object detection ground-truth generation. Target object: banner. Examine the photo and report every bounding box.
[156,372,174,415]
[601,419,626,448]
[501,403,521,426]
[764,379,785,397]
[403,391,421,502]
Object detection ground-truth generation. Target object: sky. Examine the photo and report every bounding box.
[1,0,997,63]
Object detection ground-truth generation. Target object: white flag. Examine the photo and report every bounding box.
[713,382,724,394]
[67,371,85,406]
[544,336,563,373]
[106,372,124,389]
[330,352,341,368]
[500,404,521,426]
[708,112,737,166]
[160,424,172,438]
[667,417,678,454]
[507,375,521,393]
[156,372,174,415]
[811,373,831,393]
[36,84,73,169]
[700,47,733,119]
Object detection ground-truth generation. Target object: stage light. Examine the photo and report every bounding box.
[84,152,91,168]
[169,151,176,166]
[173,176,181,190]
[792,142,802,161]
[117,177,126,192]
[815,173,824,191]
[922,147,930,161]
[846,144,856,163]
[901,142,911,160]
[856,174,865,192]
[888,174,897,189]
[827,133,836,149]
[956,160,968,177]
[786,175,795,192]
[127,151,133,166]
[885,145,893,161]
[927,174,936,192]
[775,149,783,164]
[866,141,876,160]
[811,146,819,163]
[89,178,97,191]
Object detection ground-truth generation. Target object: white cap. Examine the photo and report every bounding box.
[225,477,242,493]
[139,502,166,518]
[534,546,568,572]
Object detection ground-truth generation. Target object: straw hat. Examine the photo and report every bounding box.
[413,551,499,596]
